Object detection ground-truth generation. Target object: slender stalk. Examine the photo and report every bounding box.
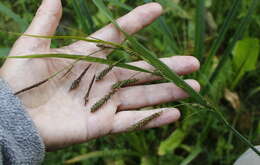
[60,49,105,79]
[14,49,104,95]
[14,79,48,95]
[14,62,74,95]
[84,75,96,105]
[7,54,154,75]
[60,64,74,79]
[214,109,260,155]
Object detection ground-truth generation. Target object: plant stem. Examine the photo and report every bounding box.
[214,109,260,156]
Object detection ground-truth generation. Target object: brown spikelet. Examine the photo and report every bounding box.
[84,75,96,105]
[112,78,139,89]
[69,65,91,91]
[91,74,138,113]
[124,48,140,58]
[96,44,116,49]
[127,111,163,131]
[96,65,113,81]
[96,59,124,81]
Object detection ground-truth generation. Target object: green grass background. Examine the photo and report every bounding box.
[0,0,259,164]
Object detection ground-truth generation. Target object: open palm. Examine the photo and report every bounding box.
[0,0,200,150]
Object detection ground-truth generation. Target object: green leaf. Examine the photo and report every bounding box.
[233,38,259,71]
[64,149,139,164]
[231,38,259,88]
[158,129,186,155]
[6,54,154,74]
[5,32,123,48]
[201,0,242,77]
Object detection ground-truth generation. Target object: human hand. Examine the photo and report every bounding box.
[0,0,200,150]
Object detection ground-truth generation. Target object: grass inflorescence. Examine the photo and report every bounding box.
[70,64,91,91]
[90,89,117,113]
[111,78,138,89]
[127,111,163,132]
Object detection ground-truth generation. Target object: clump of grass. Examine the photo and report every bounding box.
[127,111,163,132]
[93,0,260,155]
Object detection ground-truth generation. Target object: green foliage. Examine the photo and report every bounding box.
[65,149,139,164]
[158,129,186,155]
[194,0,205,61]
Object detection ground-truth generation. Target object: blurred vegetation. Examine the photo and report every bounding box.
[0,0,259,164]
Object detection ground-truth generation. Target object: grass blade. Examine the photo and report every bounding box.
[6,54,155,75]
[0,2,28,31]
[72,0,95,34]
[144,0,180,53]
[202,0,259,94]
[201,0,242,77]
[194,0,205,61]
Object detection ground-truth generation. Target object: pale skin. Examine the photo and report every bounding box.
[0,0,200,150]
